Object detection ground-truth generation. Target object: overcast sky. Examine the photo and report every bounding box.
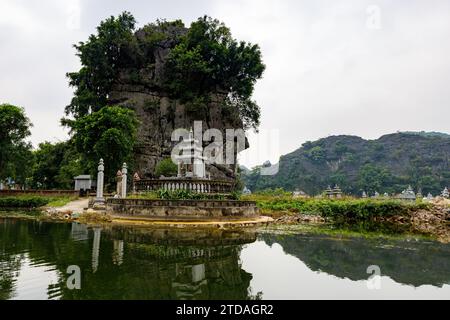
[1,0,449,168]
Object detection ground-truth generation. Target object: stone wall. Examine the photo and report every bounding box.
[106,198,259,220]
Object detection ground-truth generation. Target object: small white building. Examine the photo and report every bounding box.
[74,175,92,191]
[442,187,449,198]
[243,187,252,195]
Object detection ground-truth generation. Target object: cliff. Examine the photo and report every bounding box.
[107,23,247,180]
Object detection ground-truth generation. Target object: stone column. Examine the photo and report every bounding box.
[95,159,105,203]
[92,228,101,273]
[121,163,128,198]
[177,161,182,178]
[116,170,122,196]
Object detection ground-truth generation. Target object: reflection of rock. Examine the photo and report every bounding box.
[62,224,256,300]
[262,233,450,287]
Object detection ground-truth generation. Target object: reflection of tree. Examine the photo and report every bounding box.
[0,254,22,300]
[0,219,257,300]
[262,233,450,287]
[59,227,256,300]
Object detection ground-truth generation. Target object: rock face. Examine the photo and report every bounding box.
[108,25,245,181]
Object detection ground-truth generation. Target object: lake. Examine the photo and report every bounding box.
[1,217,450,300]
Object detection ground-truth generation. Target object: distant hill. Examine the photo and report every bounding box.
[242,132,450,196]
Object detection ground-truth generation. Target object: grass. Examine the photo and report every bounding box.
[46,196,79,207]
[261,222,433,242]
[242,194,431,219]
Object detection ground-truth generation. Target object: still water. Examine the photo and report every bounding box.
[1,217,450,300]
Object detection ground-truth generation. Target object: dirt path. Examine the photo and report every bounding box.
[51,198,89,214]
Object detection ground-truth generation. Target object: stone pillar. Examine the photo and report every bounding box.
[116,170,122,196]
[113,240,124,266]
[95,159,105,203]
[92,228,101,273]
[121,163,128,198]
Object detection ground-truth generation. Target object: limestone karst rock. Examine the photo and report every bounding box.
[107,23,247,181]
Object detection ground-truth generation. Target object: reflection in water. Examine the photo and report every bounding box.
[1,218,450,300]
[0,218,256,300]
[260,233,450,288]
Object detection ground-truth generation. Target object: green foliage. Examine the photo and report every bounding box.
[308,146,325,162]
[156,189,227,200]
[252,197,430,220]
[155,158,178,177]
[0,196,50,208]
[72,106,138,185]
[64,12,136,120]
[165,16,265,130]
[46,196,78,208]
[31,141,83,189]
[0,104,34,185]
[357,164,392,194]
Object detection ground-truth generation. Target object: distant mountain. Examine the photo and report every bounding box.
[242,132,450,196]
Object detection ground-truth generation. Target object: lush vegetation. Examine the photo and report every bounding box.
[0,196,51,208]
[164,16,265,130]
[72,106,138,185]
[243,133,450,196]
[30,141,82,189]
[242,192,430,219]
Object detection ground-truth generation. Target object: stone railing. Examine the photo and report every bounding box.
[106,198,259,219]
[133,179,233,194]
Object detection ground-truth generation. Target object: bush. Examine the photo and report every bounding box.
[253,198,430,220]
[155,158,178,177]
[0,196,51,208]
[156,189,227,200]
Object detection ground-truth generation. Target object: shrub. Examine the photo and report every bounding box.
[155,158,178,177]
[0,196,51,208]
[253,198,430,220]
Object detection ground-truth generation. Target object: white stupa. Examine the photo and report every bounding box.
[176,128,208,179]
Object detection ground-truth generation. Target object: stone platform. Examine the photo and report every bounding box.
[106,198,260,221]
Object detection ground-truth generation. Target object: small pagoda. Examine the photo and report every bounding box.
[325,185,343,199]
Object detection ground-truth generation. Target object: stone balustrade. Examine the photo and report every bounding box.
[134,178,233,194]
